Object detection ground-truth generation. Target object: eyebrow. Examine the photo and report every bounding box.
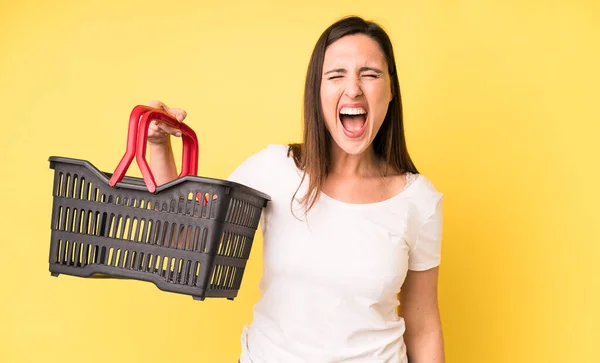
[324,66,384,75]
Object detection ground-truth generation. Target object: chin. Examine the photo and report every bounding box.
[331,130,373,156]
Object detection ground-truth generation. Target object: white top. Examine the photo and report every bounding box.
[227,144,444,363]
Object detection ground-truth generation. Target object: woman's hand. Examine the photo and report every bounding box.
[145,100,188,185]
[146,99,188,146]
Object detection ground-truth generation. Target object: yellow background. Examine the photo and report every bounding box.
[1,0,598,362]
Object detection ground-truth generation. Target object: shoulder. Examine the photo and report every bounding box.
[231,143,292,168]
[406,173,444,221]
[226,144,298,194]
[265,143,295,162]
[245,143,293,161]
[412,173,443,199]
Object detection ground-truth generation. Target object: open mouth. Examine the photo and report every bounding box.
[339,106,367,138]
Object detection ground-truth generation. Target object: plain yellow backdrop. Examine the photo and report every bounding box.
[1,0,599,362]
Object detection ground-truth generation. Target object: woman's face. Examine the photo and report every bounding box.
[320,34,393,156]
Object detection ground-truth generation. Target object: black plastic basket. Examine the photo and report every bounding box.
[47,105,270,300]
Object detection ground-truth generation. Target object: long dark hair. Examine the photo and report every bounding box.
[289,16,418,213]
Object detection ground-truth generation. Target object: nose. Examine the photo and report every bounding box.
[344,76,363,98]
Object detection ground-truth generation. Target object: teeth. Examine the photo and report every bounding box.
[339,107,367,115]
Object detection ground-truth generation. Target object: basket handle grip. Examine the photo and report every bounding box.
[109,105,199,193]
[136,109,198,193]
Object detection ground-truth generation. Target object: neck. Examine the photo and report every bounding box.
[329,143,382,178]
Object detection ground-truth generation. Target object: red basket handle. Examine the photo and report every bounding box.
[136,109,198,193]
[109,105,199,193]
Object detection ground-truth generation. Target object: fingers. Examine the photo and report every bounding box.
[148,100,187,121]
[148,99,167,110]
[146,100,186,138]
[169,108,187,122]
[148,120,181,138]
[156,121,182,137]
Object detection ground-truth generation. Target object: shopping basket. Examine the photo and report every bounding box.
[47,105,270,300]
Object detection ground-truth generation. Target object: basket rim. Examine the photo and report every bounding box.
[49,156,271,201]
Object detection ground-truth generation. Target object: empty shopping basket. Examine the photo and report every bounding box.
[47,105,270,300]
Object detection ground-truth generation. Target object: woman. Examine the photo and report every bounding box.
[148,16,444,363]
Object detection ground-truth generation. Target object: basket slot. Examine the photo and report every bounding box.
[118,249,128,268]
[56,239,64,264]
[126,250,136,269]
[122,217,131,240]
[184,226,208,253]
[150,258,196,285]
[227,234,248,259]
[82,243,92,265]
[156,221,167,246]
[55,240,95,267]
[175,258,185,283]
[139,218,150,243]
[53,204,218,254]
[73,174,81,200]
[217,232,229,257]
[231,234,242,258]
[66,239,75,264]
[180,225,191,250]
[159,256,169,279]
[65,174,71,198]
[55,240,204,288]
[193,261,202,286]
[144,253,157,273]
[53,236,207,287]
[170,191,221,219]
[84,244,93,264]
[121,218,129,240]
[210,264,220,289]
[225,198,262,229]
[72,208,80,233]
[120,216,129,240]
[60,207,68,231]
[209,194,219,219]
[107,248,114,266]
[218,231,249,259]
[77,177,85,200]
[55,206,63,230]
[226,266,236,289]
[219,265,228,289]
[81,208,90,234]
[200,227,208,252]
[232,234,246,258]
[130,218,139,241]
[156,256,169,279]
[55,172,101,203]
[55,172,62,197]
[181,260,191,285]
[209,264,241,291]
[93,212,104,236]
[166,223,178,248]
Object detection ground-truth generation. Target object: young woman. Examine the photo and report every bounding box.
[147,16,445,363]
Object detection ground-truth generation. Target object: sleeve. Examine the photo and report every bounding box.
[408,195,444,271]
[226,145,275,195]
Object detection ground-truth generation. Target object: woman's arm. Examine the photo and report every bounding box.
[144,100,188,185]
[145,100,188,248]
[149,139,178,185]
[399,267,445,363]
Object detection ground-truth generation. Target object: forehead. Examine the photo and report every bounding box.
[323,34,387,68]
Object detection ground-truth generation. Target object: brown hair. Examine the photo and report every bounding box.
[289,16,419,213]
